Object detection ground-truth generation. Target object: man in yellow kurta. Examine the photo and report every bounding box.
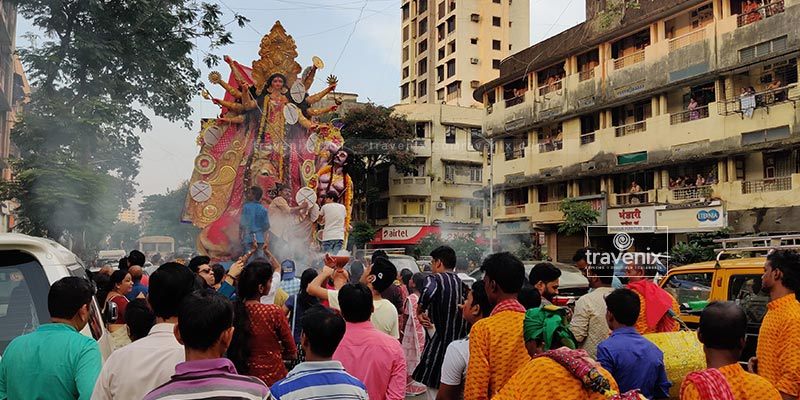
[681,301,781,400]
[464,252,528,400]
[494,307,621,400]
[751,250,800,400]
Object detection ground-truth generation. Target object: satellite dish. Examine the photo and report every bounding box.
[284,103,300,125]
[312,56,325,69]
[290,81,306,103]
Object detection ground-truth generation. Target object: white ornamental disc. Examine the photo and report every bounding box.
[295,187,317,206]
[189,181,213,203]
[306,133,319,153]
[307,203,321,222]
[284,103,300,125]
[203,125,224,147]
[290,81,306,103]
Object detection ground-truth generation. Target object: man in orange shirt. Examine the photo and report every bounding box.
[494,307,623,400]
[681,301,781,400]
[464,252,528,400]
[751,250,800,400]
[625,258,679,334]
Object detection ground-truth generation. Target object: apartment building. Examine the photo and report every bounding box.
[400,0,529,106]
[368,104,486,248]
[475,0,800,261]
[0,0,27,232]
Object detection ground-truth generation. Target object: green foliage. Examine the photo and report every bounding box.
[558,199,600,236]
[349,222,377,250]
[596,0,641,29]
[341,103,416,221]
[140,182,200,248]
[669,229,731,266]
[109,222,141,251]
[5,0,246,254]
[0,157,123,260]
[514,242,546,261]
[414,233,487,271]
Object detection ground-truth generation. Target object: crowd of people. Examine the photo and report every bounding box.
[1,244,800,400]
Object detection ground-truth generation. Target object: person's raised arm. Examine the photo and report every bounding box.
[307,264,336,301]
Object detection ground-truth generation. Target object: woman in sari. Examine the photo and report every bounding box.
[403,272,428,396]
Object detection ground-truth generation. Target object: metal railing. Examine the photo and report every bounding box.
[580,132,596,144]
[392,177,429,185]
[505,205,527,215]
[615,191,651,205]
[613,50,645,70]
[390,215,427,224]
[538,80,563,96]
[578,69,595,82]
[672,185,713,200]
[742,176,792,194]
[668,29,706,52]
[670,105,710,125]
[505,93,525,108]
[539,201,561,212]
[737,0,784,27]
[446,89,461,101]
[717,84,797,115]
[615,121,647,137]
[538,140,563,153]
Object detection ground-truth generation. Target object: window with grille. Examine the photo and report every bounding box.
[739,36,788,62]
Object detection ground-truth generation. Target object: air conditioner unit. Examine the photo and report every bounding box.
[470,58,479,64]
[436,202,447,210]
[470,13,480,22]
[470,80,481,89]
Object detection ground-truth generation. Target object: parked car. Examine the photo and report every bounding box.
[364,253,420,274]
[0,233,112,359]
[659,257,767,362]
[468,260,590,307]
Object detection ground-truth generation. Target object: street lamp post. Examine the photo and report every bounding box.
[472,131,495,254]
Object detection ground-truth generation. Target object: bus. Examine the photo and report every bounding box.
[137,236,175,257]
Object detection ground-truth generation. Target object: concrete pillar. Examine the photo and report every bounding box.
[661,170,670,188]
[660,94,668,115]
[721,0,731,19]
[724,77,735,100]
[657,21,666,42]
[600,176,608,193]
[606,110,614,128]
[651,96,660,116]
[727,157,737,182]
[717,159,728,182]
[653,170,662,189]
[650,23,659,44]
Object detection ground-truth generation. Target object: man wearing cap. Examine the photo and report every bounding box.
[308,255,400,338]
[280,260,301,297]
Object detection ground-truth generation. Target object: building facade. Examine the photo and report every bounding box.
[475,0,800,261]
[0,0,27,232]
[400,0,529,107]
[368,104,485,248]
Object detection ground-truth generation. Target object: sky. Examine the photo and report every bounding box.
[14,0,586,207]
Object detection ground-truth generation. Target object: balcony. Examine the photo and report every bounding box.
[505,204,527,215]
[505,93,525,108]
[613,190,654,206]
[614,121,647,137]
[538,140,563,153]
[668,29,706,52]
[389,177,431,197]
[737,0,784,28]
[718,84,798,116]
[538,80,563,96]
[671,185,713,201]
[580,132,596,145]
[538,201,561,212]
[670,105,710,125]
[578,69,595,82]
[389,215,428,225]
[410,138,432,157]
[742,176,792,194]
[613,50,645,70]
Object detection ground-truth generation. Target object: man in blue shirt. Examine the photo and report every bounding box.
[271,305,367,399]
[0,276,102,400]
[126,265,149,300]
[597,288,671,399]
[240,185,270,260]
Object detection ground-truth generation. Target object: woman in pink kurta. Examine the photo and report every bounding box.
[402,273,428,395]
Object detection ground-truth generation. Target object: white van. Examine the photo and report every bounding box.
[0,233,112,359]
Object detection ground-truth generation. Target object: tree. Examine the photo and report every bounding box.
[414,233,487,271]
[140,182,200,248]
[341,103,416,221]
[669,229,731,266]
[3,1,247,254]
[109,221,141,251]
[558,198,600,236]
[348,221,377,251]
